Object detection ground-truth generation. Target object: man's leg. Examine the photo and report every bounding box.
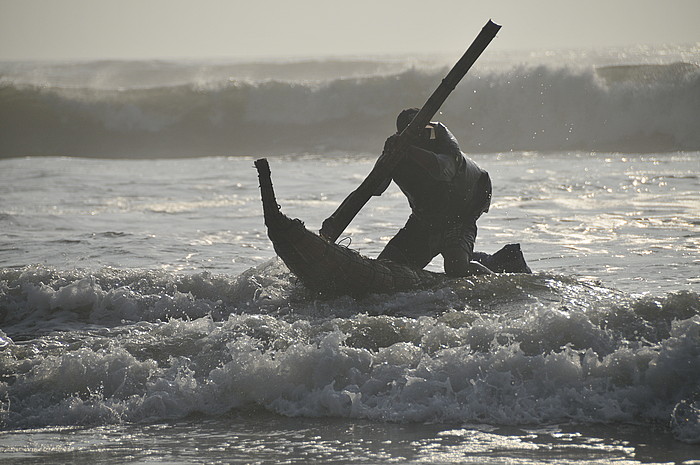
[378,216,434,269]
[443,248,493,276]
[442,219,492,276]
[472,244,532,273]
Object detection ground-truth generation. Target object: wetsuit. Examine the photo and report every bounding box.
[376,123,492,276]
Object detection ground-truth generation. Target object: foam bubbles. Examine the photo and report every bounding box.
[1,264,698,442]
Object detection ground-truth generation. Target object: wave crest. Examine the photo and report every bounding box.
[1,62,698,157]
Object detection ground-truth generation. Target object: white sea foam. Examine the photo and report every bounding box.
[1,264,698,442]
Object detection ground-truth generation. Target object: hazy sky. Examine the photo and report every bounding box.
[1,0,699,61]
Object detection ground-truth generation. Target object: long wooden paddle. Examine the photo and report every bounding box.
[319,19,501,242]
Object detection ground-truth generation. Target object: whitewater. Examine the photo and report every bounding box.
[1,45,699,158]
[1,44,699,464]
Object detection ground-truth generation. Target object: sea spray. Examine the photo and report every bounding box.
[1,264,698,443]
[2,59,698,157]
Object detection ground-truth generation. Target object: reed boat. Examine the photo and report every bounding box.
[255,158,530,297]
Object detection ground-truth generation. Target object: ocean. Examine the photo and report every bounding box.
[1,44,699,463]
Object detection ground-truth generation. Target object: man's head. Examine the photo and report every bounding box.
[396,108,420,133]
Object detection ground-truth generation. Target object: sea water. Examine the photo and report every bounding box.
[1,45,699,464]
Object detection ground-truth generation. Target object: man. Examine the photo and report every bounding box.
[375,108,494,276]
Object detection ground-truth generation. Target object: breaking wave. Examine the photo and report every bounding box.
[1,60,698,157]
[1,263,699,443]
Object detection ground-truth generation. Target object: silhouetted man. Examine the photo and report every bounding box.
[375,108,494,276]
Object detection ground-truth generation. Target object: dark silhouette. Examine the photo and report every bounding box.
[375,108,506,276]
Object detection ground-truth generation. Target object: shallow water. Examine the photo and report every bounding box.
[2,42,700,463]
[1,151,699,464]
[1,152,697,293]
[2,413,699,464]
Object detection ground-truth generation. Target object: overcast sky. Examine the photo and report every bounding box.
[1,0,699,61]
